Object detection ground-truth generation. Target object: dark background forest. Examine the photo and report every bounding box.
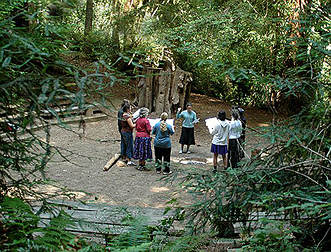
[0,0,330,251]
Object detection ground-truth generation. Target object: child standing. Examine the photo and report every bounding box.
[133,107,152,171]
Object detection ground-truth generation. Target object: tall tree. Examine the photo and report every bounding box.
[84,0,93,35]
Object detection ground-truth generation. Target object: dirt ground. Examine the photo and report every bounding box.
[40,84,278,209]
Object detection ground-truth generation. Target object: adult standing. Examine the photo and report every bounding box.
[238,108,247,159]
[152,112,174,175]
[133,107,152,171]
[210,111,230,173]
[176,103,198,154]
[118,99,130,161]
[228,110,242,168]
[120,104,136,166]
[118,99,130,133]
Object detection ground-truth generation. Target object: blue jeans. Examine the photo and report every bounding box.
[121,132,133,159]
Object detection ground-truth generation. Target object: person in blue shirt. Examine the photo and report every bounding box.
[152,112,174,175]
[176,103,198,154]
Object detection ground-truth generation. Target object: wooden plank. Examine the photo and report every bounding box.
[32,200,176,243]
[32,199,300,246]
[38,200,174,226]
[38,217,127,235]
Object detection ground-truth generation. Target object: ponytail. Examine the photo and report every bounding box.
[160,112,168,132]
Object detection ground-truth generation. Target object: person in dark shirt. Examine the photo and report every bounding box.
[120,104,136,166]
[118,99,130,133]
[118,99,130,162]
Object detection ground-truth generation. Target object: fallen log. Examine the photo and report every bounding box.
[103,153,121,171]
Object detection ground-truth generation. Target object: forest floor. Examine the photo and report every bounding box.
[38,82,280,210]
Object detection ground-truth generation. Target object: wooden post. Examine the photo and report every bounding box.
[155,69,171,115]
[163,69,172,115]
[145,67,153,111]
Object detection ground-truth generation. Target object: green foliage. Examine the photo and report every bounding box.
[106,212,152,251]
[157,234,208,252]
[151,0,330,109]
[1,0,330,250]
[152,4,330,248]
[177,100,330,250]
[0,197,88,251]
[103,204,210,252]
[0,4,114,199]
[0,2,121,250]
[55,0,330,110]
[0,0,29,22]
[242,221,303,251]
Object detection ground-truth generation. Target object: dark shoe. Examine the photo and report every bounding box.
[137,166,145,171]
[212,167,217,173]
[156,169,161,174]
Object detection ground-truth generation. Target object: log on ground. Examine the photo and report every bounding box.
[103,153,121,171]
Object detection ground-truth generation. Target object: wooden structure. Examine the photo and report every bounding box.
[33,200,176,244]
[137,64,193,116]
[33,199,291,245]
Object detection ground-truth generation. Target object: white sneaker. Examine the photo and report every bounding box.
[163,171,173,175]
[127,161,136,166]
[187,150,191,154]
[179,150,183,154]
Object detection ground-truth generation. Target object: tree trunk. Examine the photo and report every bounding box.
[111,0,121,63]
[136,65,192,116]
[84,0,93,35]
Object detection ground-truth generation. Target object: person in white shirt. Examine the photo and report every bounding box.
[228,109,242,168]
[210,111,230,173]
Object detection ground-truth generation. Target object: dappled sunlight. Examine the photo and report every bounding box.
[258,123,270,127]
[33,184,87,200]
[150,186,170,193]
[85,195,118,204]
[154,203,168,208]
[205,158,213,164]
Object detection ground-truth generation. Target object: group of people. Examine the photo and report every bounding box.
[210,106,246,172]
[117,99,246,174]
[118,99,174,175]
